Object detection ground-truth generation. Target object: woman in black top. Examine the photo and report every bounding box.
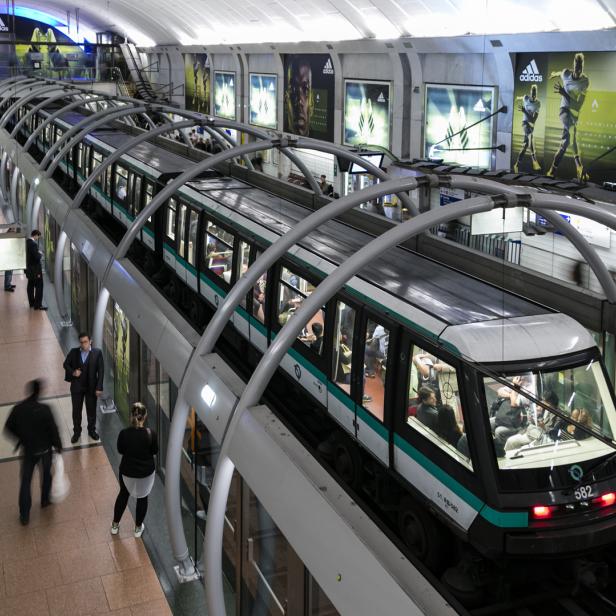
[111,403,158,537]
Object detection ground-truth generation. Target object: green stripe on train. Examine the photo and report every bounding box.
[394,434,528,528]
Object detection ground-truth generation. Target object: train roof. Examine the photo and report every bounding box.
[193,185,550,328]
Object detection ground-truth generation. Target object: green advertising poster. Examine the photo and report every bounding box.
[283,54,335,141]
[344,80,391,149]
[249,73,277,129]
[512,52,616,183]
[114,303,130,422]
[214,71,236,120]
[184,53,210,114]
[424,84,496,169]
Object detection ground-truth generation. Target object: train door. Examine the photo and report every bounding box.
[162,196,177,270]
[199,215,234,308]
[141,179,156,250]
[353,312,393,466]
[230,237,251,339]
[247,246,270,353]
[327,297,360,437]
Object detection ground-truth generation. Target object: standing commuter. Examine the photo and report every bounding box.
[25,229,46,310]
[111,403,158,538]
[3,379,62,525]
[63,333,104,443]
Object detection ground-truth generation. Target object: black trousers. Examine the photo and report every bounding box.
[71,390,97,433]
[26,274,43,308]
[113,474,148,526]
[20,449,52,519]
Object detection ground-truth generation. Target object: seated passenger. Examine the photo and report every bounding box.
[491,377,530,457]
[504,391,559,452]
[568,408,594,440]
[309,322,323,354]
[435,404,462,447]
[416,387,438,431]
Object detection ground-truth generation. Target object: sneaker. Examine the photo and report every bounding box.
[512,162,519,173]
[134,523,145,538]
[362,395,372,403]
[110,522,120,535]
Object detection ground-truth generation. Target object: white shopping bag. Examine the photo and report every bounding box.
[50,453,71,503]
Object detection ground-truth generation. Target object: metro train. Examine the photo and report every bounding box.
[8,98,616,581]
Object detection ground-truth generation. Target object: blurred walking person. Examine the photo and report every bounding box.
[3,379,62,525]
[111,403,158,538]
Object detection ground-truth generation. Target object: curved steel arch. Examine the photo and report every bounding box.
[201,183,616,615]
[0,78,45,107]
[0,84,70,130]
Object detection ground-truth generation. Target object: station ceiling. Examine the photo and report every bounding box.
[15,0,616,46]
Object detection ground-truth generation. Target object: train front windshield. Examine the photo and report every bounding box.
[484,358,616,472]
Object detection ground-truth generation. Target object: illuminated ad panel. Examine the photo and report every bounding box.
[184,53,210,114]
[424,84,496,169]
[283,54,335,141]
[512,52,616,183]
[249,73,277,129]
[214,71,236,120]
[344,80,391,149]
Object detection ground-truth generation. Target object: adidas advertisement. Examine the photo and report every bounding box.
[283,54,335,141]
[424,83,496,168]
[344,80,391,149]
[214,71,236,120]
[184,53,210,114]
[249,73,277,129]
[512,52,616,183]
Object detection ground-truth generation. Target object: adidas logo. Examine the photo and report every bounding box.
[322,58,334,75]
[377,92,386,103]
[592,99,599,111]
[520,59,542,82]
[0,17,8,32]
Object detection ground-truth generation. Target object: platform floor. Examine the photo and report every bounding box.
[0,272,173,615]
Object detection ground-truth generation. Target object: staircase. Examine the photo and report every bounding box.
[119,43,165,102]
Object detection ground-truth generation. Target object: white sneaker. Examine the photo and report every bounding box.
[110,522,120,535]
[134,523,145,538]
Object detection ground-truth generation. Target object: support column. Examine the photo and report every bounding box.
[54,230,70,323]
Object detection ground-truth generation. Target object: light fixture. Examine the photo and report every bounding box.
[201,384,216,407]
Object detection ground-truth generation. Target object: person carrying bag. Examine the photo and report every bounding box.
[111,403,158,538]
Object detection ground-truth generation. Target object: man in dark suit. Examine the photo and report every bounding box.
[63,332,104,443]
[26,229,46,310]
[4,379,62,524]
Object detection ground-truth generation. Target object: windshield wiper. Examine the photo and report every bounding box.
[574,449,616,488]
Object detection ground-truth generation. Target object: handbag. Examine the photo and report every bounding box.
[50,453,71,503]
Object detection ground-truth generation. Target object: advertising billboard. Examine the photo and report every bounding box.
[283,54,335,141]
[249,73,277,129]
[344,80,391,149]
[184,53,210,114]
[512,52,616,183]
[424,84,496,168]
[214,71,236,120]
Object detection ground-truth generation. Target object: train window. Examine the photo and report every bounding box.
[103,167,111,197]
[407,345,471,469]
[252,251,267,323]
[276,267,324,354]
[237,241,250,307]
[483,359,616,470]
[166,198,177,240]
[187,210,199,266]
[91,151,103,185]
[131,176,142,217]
[114,165,128,202]
[361,319,389,422]
[143,181,154,224]
[204,221,234,283]
[177,203,188,258]
[76,143,83,171]
[332,301,355,394]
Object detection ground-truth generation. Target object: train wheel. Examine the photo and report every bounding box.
[398,497,446,571]
[333,434,363,490]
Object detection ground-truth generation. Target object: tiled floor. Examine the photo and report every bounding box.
[0,266,173,616]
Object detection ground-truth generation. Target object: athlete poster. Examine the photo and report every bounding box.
[114,303,130,421]
[344,80,391,149]
[283,54,335,141]
[424,84,496,168]
[249,73,277,128]
[184,53,210,114]
[512,52,616,183]
[214,71,236,120]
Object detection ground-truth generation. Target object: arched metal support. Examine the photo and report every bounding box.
[0,84,69,130]
[54,230,69,324]
[30,195,41,234]
[444,176,616,304]
[202,191,508,616]
[0,78,43,106]
[0,75,32,96]
[9,165,19,221]
[10,88,80,137]
[0,149,9,202]
[40,104,146,172]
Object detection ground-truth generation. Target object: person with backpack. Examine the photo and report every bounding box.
[111,403,158,538]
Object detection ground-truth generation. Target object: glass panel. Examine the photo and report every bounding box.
[132,176,142,217]
[277,267,324,354]
[332,301,355,394]
[362,319,389,421]
[484,359,616,470]
[92,151,103,184]
[178,204,187,258]
[408,345,471,469]
[205,220,234,282]
[187,210,199,266]
[144,182,154,224]
[252,254,267,323]
[114,165,128,202]
[166,198,177,240]
[238,241,251,308]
